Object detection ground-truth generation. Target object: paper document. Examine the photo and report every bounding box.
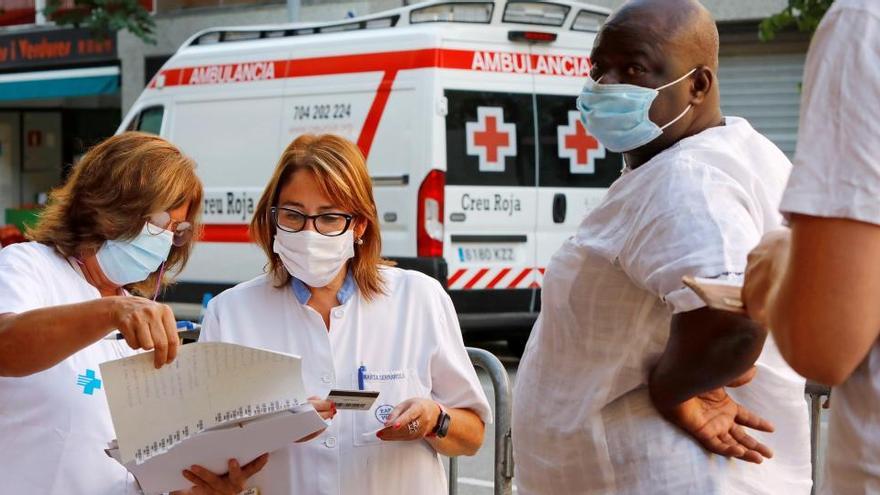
[106,404,326,494]
[682,276,746,314]
[100,342,309,465]
[101,342,327,494]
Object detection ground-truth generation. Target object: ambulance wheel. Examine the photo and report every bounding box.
[507,336,528,357]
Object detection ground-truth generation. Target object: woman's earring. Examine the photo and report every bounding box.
[356,238,364,245]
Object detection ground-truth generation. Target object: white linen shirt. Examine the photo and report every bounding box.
[199,266,491,495]
[779,2,880,493]
[513,117,811,494]
[0,242,138,494]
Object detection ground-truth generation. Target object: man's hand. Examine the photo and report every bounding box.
[655,368,775,464]
[743,229,791,327]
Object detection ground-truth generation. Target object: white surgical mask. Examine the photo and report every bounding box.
[576,68,696,152]
[273,229,355,288]
[96,222,173,286]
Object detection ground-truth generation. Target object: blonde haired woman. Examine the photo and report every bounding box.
[0,132,208,493]
[196,134,490,494]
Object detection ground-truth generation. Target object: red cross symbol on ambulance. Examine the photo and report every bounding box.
[466,107,517,172]
[557,111,605,174]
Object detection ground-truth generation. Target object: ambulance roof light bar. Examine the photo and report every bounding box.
[503,1,569,27]
[184,1,613,49]
[410,2,494,24]
[192,15,401,45]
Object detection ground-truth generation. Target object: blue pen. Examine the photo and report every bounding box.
[357,364,366,391]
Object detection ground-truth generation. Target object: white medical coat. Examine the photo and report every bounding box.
[200,266,492,495]
[0,242,138,494]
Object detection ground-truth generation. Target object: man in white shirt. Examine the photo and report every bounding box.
[512,0,812,493]
[743,1,880,493]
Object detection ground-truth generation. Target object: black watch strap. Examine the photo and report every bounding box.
[432,405,452,438]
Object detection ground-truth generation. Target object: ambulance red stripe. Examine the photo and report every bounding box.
[507,268,532,289]
[149,48,590,89]
[357,68,398,157]
[463,268,490,290]
[448,267,549,290]
[447,268,468,287]
[486,268,512,289]
[201,224,251,243]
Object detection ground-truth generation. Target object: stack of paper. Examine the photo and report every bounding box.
[100,342,327,494]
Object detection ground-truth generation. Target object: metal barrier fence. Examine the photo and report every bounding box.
[807,381,832,495]
[448,347,515,495]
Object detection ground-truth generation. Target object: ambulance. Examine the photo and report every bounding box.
[120,0,622,352]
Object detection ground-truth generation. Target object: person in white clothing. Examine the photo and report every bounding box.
[743,1,880,493]
[512,1,811,493]
[0,132,256,494]
[196,133,491,495]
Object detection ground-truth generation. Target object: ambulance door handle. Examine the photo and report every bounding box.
[552,193,567,224]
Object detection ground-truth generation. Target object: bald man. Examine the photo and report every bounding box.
[512,1,811,493]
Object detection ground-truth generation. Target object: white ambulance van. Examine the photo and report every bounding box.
[121,0,621,352]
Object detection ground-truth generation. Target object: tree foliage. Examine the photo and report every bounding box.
[44,0,156,44]
[760,0,834,41]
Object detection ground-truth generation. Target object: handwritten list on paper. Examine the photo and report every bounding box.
[100,342,307,465]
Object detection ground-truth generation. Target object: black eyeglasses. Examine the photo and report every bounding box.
[146,211,193,247]
[271,207,353,237]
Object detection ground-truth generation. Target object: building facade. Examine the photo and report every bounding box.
[0,2,155,231]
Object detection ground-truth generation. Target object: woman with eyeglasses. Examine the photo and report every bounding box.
[0,132,216,494]
[192,134,490,495]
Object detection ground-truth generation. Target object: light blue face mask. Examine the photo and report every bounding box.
[576,68,697,153]
[96,222,173,286]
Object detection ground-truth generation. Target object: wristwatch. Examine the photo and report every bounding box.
[429,403,452,438]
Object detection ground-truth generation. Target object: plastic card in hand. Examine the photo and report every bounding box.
[327,389,380,410]
[682,276,746,314]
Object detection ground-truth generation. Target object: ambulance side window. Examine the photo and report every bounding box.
[536,94,622,188]
[138,107,164,135]
[445,90,536,187]
[127,106,164,135]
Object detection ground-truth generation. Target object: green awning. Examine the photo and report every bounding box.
[0,65,119,101]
